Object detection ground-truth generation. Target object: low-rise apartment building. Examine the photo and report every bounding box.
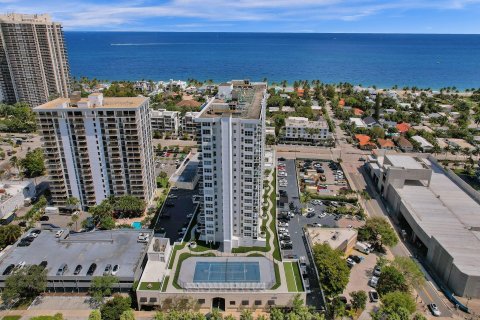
[0,180,35,222]
[150,109,180,137]
[181,111,201,139]
[34,92,155,209]
[281,117,332,146]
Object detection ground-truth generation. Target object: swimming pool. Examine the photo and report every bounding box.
[193,261,261,283]
[131,222,142,229]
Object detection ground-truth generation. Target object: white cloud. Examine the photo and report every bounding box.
[2,0,480,30]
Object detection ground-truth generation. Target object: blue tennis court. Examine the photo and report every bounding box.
[193,261,261,283]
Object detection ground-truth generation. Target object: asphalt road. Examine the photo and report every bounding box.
[153,187,199,244]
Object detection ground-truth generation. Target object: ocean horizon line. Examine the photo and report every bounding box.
[64,30,480,36]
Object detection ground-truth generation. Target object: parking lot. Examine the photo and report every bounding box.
[297,159,350,196]
[152,187,199,244]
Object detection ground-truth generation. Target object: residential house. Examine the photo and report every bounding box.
[362,116,381,128]
[395,136,414,152]
[350,118,367,129]
[411,136,433,152]
[396,122,411,134]
[355,134,376,150]
[377,139,395,150]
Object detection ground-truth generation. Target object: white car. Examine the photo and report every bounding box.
[278,227,287,233]
[306,207,315,213]
[318,212,327,218]
[278,221,289,227]
[55,230,64,238]
[369,276,379,288]
[312,223,322,227]
[429,303,441,317]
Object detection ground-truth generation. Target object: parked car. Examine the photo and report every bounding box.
[74,264,83,275]
[112,264,120,275]
[87,263,97,276]
[373,265,382,276]
[103,264,112,275]
[2,264,15,275]
[39,261,48,269]
[346,258,356,268]
[369,290,379,302]
[280,240,293,246]
[55,230,64,238]
[428,303,441,317]
[369,276,379,288]
[349,255,363,264]
[56,263,68,276]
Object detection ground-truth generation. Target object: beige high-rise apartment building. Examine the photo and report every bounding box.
[34,93,155,209]
[0,13,71,107]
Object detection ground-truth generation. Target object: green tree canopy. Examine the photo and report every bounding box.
[376,266,409,296]
[358,217,398,249]
[381,291,416,314]
[20,148,45,178]
[90,276,119,305]
[0,224,22,247]
[350,290,367,311]
[100,295,131,320]
[312,243,350,297]
[88,310,102,320]
[391,257,425,288]
[2,265,47,305]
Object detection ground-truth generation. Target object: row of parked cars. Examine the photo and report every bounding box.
[17,229,41,247]
[2,259,119,277]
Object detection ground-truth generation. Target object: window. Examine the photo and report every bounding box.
[254,300,262,306]
[267,300,275,306]
[198,299,205,304]
[230,301,236,305]
[242,300,249,306]
[205,183,213,188]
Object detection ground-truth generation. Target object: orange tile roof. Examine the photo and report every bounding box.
[355,134,371,146]
[377,138,395,148]
[396,122,411,133]
[353,108,364,116]
[339,98,345,107]
[296,88,304,97]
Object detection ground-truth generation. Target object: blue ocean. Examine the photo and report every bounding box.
[65,32,480,89]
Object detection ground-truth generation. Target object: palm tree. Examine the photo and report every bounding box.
[71,214,80,231]
[66,196,80,212]
[9,156,19,174]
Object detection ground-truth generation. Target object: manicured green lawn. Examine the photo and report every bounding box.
[3,316,21,320]
[139,282,161,290]
[284,262,304,292]
[167,243,186,269]
[161,276,169,292]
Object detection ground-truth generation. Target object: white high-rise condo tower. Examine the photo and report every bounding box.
[195,80,267,252]
[0,14,71,107]
[34,93,155,209]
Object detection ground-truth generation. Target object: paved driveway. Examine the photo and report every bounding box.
[152,187,199,244]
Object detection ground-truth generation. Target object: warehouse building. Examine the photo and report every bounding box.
[366,154,480,298]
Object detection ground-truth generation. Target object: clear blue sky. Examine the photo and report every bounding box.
[2,0,480,33]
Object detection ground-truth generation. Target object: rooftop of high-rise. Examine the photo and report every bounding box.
[33,92,148,111]
[198,80,266,120]
[0,13,53,24]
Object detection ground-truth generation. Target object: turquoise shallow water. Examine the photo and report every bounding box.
[65,32,480,89]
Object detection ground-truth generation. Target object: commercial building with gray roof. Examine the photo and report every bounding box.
[0,229,150,292]
[366,154,480,298]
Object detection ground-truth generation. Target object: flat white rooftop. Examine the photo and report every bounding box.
[395,159,480,276]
